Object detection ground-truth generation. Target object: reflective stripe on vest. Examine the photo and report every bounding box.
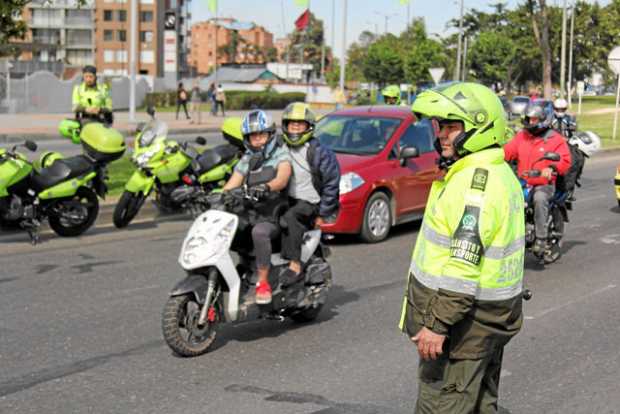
[422,223,526,260]
[409,260,523,301]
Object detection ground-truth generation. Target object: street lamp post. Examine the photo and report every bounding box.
[567,1,576,107]
[560,0,568,99]
[129,0,137,122]
[454,0,464,81]
[339,0,347,92]
[374,11,397,34]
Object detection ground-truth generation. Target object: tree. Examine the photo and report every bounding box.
[526,0,553,98]
[288,12,331,76]
[361,34,404,86]
[469,31,518,91]
[403,38,447,84]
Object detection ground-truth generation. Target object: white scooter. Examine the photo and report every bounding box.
[161,187,332,357]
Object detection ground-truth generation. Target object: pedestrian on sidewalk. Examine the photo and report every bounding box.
[215,84,226,116]
[190,80,202,124]
[208,83,217,116]
[176,82,190,120]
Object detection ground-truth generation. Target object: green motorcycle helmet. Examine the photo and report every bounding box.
[221,116,244,149]
[282,102,316,146]
[39,151,64,169]
[382,85,401,106]
[411,82,507,156]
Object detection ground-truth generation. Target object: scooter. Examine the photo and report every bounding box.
[113,110,243,227]
[161,186,332,357]
[520,152,568,264]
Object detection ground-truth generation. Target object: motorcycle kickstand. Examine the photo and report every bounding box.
[23,219,41,245]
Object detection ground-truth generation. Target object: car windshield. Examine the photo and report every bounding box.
[315,115,402,155]
[139,120,168,147]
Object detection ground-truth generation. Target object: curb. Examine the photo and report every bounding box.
[0,127,221,144]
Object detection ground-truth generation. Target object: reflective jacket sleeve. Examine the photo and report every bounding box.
[72,85,81,112]
[102,85,113,111]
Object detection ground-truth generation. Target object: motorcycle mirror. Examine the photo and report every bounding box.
[24,140,38,152]
[195,136,207,145]
[542,152,561,161]
[146,106,155,118]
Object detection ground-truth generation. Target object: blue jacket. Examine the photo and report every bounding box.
[307,138,341,218]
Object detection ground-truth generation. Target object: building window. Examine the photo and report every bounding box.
[103,10,113,21]
[118,10,127,21]
[116,50,128,63]
[118,30,126,42]
[104,50,115,63]
[140,50,154,63]
[104,30,114,41]
[140,11,153,22]
[140,31,153,43]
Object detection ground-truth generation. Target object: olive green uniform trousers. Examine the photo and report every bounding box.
[415,347,504,414]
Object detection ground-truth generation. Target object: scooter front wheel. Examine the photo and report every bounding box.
[113,191,146,228]
[162,294,219,357]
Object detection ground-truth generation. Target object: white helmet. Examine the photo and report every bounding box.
[553,98,568,118]
[569,130,601,157]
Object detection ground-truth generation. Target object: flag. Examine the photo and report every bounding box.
[294,0,309,7]
[399,0,410,4]
[295,9,310,31]
[207,0,217,14]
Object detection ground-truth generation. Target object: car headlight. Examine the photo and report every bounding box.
[339,172,365,195]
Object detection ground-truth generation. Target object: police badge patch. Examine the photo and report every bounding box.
[451,205,484,265]
[471,168,488,191]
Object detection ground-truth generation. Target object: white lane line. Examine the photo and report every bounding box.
[526,284,617,320]
[117,285,161,295]
[601,234,620,245]
[500,369,512,378]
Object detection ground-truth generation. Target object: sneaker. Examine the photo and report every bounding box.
[255,280,272,305]
[280,268,304,288]
[532,239,546,254]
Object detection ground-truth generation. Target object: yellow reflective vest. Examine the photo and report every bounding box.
[72,82,112,112]
[399,148,525,359]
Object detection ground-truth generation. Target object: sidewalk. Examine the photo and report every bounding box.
[0,109,288,143]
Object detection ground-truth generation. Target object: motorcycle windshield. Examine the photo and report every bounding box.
[139,120,168,147]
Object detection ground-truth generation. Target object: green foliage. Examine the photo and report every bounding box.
[362,34,404,86]
[144,90,305,110]
[469,31,517,86]
[288,12,332,76]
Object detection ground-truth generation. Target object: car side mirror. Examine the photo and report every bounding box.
[542,152,560,161]
[195,136,207,145]
[399,146,419,165]
[24,140,38,152]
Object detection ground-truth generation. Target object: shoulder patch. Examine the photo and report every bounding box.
[471,168,488,191]
[450,205,484,266]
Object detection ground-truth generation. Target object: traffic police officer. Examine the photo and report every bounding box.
[72,65,113,124]
[399,82,525,413]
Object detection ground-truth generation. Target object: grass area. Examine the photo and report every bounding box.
[576,111,620,148]
[106,156,135,197]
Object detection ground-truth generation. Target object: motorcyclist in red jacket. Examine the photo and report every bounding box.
[504,101,572,254]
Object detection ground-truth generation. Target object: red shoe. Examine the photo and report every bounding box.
[255,280,272,305]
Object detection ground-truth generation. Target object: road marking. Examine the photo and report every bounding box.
[116,285,161,295]
[527,284,617,320]
[500,369,512,378]
[601,234,620,245]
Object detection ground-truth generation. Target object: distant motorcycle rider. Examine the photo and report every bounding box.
[551,98,576,139]
[381,85,403,106]
[504,102,572,254]
[72,65,113,125]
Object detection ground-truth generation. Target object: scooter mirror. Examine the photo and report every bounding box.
[24,140,38,152]
[195,136,207,145]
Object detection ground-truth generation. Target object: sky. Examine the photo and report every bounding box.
[189,0,606,59]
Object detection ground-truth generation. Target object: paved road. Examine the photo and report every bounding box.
[1,154,620,413]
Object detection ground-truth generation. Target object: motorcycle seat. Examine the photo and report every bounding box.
[32,155,94,191]
[194,144,238,174]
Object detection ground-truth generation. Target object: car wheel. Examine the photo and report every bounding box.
[360,192,392,243]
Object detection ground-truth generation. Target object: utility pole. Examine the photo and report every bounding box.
[281,0,289,81]
[129,0,137,122]
[560,0,568,98]
[567,1,575,107]
[454,0,464,81]
[339,0,347,92]
[462,36,468,82]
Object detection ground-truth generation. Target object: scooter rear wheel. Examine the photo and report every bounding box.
[162,294,219,357]
[48,187,99,237]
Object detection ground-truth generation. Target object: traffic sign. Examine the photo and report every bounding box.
[429,68,445,85]
[608,47,620,75]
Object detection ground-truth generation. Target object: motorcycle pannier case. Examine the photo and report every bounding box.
[80,123,126,162]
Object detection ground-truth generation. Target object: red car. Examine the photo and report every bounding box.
[317,106,442,242]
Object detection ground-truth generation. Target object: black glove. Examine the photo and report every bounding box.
[248,183,270,200]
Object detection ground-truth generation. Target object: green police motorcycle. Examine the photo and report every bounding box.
[0,116,125,243]
[113,114,244,228]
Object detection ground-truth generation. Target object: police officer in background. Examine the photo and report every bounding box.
[399,82,525,413]
[72,65,113,125]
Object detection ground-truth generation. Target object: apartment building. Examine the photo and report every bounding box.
[15,0,95,75]
[189,19,274,75]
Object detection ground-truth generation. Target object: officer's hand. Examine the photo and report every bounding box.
[541,167,554,181]
[411,327,446,361]
[314,216,326,228]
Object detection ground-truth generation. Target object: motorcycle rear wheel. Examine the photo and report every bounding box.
[113,191,146,228]
[162,294,219,357]
[48,187,99,237]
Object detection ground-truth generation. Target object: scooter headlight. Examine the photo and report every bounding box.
[182,219,236,265]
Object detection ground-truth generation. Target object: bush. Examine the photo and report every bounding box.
[145,90,307,110]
